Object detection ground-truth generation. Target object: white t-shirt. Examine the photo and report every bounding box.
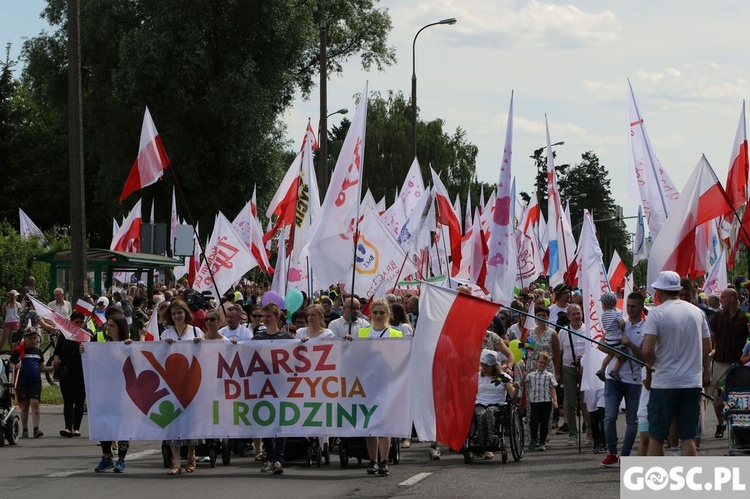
[558,323,588,368]
[328,317,370,338]
[219,324,253,342]
[365,327,390,338]
[475,375,507,406]
[643,299,710,389]
[48,300,72,318]
[161,325,204,341]
[295,328,335,341]
[396,322,414,337]
[548,303,569,325]
[608,318,645,384]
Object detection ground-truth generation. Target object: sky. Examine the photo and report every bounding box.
[4,0,750,240]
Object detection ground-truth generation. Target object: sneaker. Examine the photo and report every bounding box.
[593,445,604,454]
[595,370,606,382]
[567,435,577,446]
[600,452,619,467]
[95,456,114,473]
[377,460,389,476]
[556,423,569,435]
[670,447,679,457]
[21,429,28,439]
[113,459,126,473]
[598,444,608,454]
[260,461,273,473]
[367,460,379,474]
[428,446,441,460]
[715,424,726,438]
[608,370,621,382]
[33,429,44,438]
[272,461,284,475]
[537,444,546,451]
[528,438,537,450]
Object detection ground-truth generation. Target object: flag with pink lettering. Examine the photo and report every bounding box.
[193,212,260,296]
[308,83,368,288]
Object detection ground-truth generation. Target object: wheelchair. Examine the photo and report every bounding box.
[463,400,524,464]
[0,355,21,447]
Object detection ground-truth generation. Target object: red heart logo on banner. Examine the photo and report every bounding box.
[141,351,202,409]
[122,357,169,415]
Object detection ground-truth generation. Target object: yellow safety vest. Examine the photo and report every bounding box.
[358,326,403,338]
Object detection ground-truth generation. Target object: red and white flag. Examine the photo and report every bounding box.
[411,283,501,450]
[30,296,91,342]
[187,221,201,287]
[111,199,143,253]
[486,92,516,305]
[308,83,368,288]
[647,155,734,290]
[193,212,260,295]
[119,107,170,203]
[74,299,94,317]
[469,209,489,293]
[607,249,627,292]
[725,101,749,213]
[143,308,159,341]
[431,168,462,277]
[264,151,302,243]
[627,80,680,238]
[232,200,273,274]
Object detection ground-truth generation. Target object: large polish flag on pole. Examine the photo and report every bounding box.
[607,249,627,292]
[111,199,143,253]
[726,101,749,213]
[308,83,368,288]
[577,210,606,393]
[411,283,501,450]
[486,92,516,305]
[120,107,170,203]
[647,155,734,291]
[627,80,680,238]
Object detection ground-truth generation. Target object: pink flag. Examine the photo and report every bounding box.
[431,168,462,277]
[486,92,516,304]
[120,107,170,203]
[308,83,368,288]
[726,101,748,212]
[30,296,91,342]
[628,80,680,238]
[111,199,143,253]
[607,249,627,292]
[647,155,734,289]
[411,283,501,450]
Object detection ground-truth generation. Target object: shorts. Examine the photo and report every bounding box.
[709,361,732,407]
[647,387,701,441]
[16,381,42,402]
[4,321,20,330]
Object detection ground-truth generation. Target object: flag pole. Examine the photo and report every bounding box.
[166,167,224,305]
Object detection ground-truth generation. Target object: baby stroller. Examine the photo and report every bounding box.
[0,355,21,446]
[338,437,400,468]
[722,364,750,455]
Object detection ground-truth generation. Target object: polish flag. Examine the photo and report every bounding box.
[74,299,94,317]
[431,168,462,276]
[725,101,748,213]
[647,155,734,290]
[411,283,501,450]
[143,307,160,341]
[607,249,627,292]
[120,107,170,203]
[111,199,143,253]
[29,296,91,342]
[264,151,302,243]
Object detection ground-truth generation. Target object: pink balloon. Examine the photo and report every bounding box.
[261,290,285,309]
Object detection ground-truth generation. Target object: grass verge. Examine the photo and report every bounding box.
[42,383,63,405]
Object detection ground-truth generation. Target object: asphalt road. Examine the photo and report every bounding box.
[0,403,732,499]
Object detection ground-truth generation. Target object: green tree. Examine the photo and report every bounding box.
[324,90,478,203]
[6,0,394,246]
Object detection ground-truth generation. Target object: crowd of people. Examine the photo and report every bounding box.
[2,270,750,476]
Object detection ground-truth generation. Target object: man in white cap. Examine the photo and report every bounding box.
[642,271,711,457]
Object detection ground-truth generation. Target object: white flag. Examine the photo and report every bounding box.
[193,212,260,296]
[19,208,45,244]
[703,249,728,297]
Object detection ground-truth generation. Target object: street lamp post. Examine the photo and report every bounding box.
[319,0,329,192]
[327,108,348,119]
[411,17,457,160]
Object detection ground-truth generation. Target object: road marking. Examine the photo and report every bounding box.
[45,448,160,477]
[398,472,433,486]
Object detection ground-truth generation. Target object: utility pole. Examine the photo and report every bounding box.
[318,0,328,194]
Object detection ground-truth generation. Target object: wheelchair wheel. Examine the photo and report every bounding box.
[221,439,232,465]
[339,443,349,468]
[306,444,314,467]
[389,438,400,464]
[209,446,217,468]
[316,443,323,467]
[502,450,508,463]
[323,440,331,465]
[6,415,20,445]
[509,404,524,462]
[161,444,173,468]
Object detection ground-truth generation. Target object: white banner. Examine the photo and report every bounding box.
[83,339,412,440]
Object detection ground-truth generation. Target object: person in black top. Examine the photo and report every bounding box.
[10,325,54,438]
[52,311,88,437]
